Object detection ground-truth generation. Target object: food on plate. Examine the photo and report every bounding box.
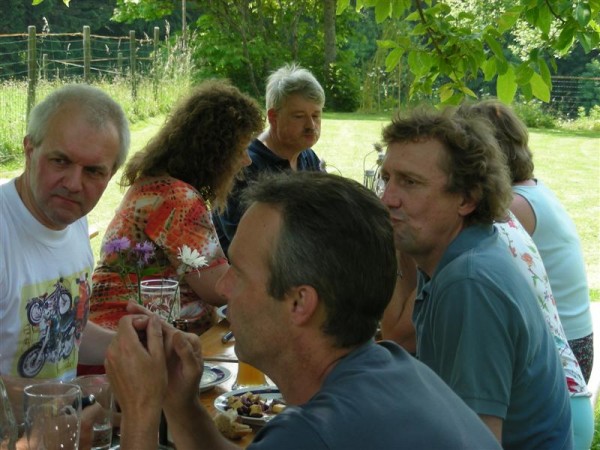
[214,409,253,440]
[225,392,287,418]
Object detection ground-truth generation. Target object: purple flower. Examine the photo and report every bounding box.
[134,241,156,265]
[103,236,131,254]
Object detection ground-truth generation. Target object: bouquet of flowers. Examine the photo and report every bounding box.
[103,237,208,320]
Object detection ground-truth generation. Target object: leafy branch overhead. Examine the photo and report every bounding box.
[338,0,600,104]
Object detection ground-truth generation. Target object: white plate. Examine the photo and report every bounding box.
[214,387,284,426]
[200,364,232,392]
[216,305,228,320]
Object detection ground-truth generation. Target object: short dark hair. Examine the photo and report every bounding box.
[382,106,512,225]
[457,99,534,182]
[243,171,397,348]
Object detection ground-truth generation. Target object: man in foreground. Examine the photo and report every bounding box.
[0,84,130,423]
[379,106,573,448]
[213,63,324,255]
[106,171,500,449]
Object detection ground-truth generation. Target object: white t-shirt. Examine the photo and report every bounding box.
[0,179,93,380]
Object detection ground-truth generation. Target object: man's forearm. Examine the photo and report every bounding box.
[78,321,115,365]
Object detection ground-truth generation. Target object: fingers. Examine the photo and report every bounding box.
[146,315,165,362]
[172,332,204,376]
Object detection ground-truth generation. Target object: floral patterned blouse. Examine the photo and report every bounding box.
[496,212,589,396]
[90,176,227,334]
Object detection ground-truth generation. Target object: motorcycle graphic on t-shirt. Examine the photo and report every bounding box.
[17,277,84,378]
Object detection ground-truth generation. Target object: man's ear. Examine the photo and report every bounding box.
[288,285,319,326]
[23,136,35,162]
[267,108,277,127]
[458,190,478,217]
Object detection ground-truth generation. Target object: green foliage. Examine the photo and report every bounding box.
[323,61,361,112]
[513,100,557,128]
[339,0,600,105]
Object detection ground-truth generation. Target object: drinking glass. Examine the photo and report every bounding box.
[24,382,81,450]
[140,279,180,322]
[0,377,18,450]
[73,375,113,450]
[232,362,267,390]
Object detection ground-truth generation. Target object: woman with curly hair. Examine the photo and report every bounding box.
[88,80,264,337]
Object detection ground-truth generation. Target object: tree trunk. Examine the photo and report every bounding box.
[323,0,336,78]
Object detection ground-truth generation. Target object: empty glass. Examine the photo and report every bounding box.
[24,382,81,450]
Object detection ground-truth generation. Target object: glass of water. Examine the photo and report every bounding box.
[73,375,114,450]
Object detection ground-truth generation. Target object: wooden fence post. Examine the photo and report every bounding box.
[83,25,91,82]
[153,26,159,101]
[27,25,37,121]
[117,52,123,76]
[129,30,137,100]
[42,54,48,80]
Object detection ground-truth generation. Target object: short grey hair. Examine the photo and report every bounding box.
[26,84,130,171]
[265,63,325,111]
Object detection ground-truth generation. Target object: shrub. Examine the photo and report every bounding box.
[513,100,557,129]
[323,61,361,112]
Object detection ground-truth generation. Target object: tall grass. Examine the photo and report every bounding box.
[0,77,191,165]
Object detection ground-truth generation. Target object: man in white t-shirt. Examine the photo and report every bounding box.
[0,84,130,422]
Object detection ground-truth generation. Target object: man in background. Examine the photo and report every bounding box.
[213,63,324,255]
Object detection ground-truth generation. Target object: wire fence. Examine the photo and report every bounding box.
[0,26,192,163]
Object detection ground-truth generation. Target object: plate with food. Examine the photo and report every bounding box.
[214,387,286,426]
[216,305,228,321]
[200,363,232,392]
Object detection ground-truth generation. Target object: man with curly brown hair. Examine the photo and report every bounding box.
[379,106,573,449]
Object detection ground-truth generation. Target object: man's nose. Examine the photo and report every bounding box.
[380,183,399,208]
[63,166,84,192]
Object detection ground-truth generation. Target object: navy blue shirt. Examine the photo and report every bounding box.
[213,138,321,254]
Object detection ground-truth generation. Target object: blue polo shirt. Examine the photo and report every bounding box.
[413,225,572,450]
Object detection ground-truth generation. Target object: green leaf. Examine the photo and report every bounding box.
[496,56,509,75]
[484,33,506,62]
[538,58,552,86]
[482,58,497,81]
[408,50,433,77]
[555,26,575,53]
[385,47,405,72]
[576,3,592,27]
[377,40,398,49]
[536,4,552,36]
[530,72,550,102]
[391,0,411,18]
[63,0,70,5]
[458,85,477,98]
[520,82,533,100]
[577,31,593,53]
[515,64,534,84]
[439,83,454,103]
[336,0,351,14]
[375,0,391,23]
[497,6,523,33]
[497,66,517,104]
[32,0,44,4]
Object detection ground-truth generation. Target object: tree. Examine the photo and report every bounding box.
[338,0,600,105]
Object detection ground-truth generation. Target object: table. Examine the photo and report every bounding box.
[197,320,256,448]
